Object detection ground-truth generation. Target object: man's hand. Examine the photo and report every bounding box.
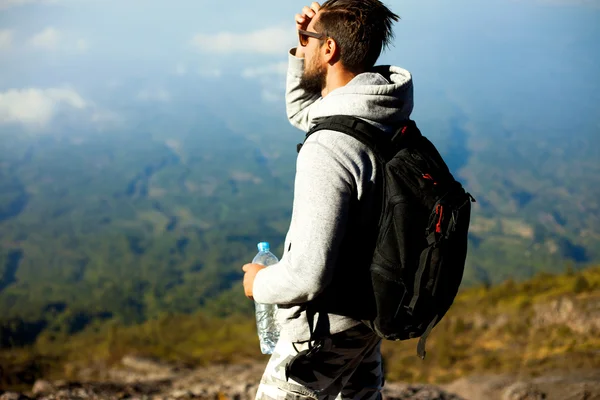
[294,2,321,58]
[242,263,266,300]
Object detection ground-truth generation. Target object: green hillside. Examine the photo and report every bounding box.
[1,103,599,351]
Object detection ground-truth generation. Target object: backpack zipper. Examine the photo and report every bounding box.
[422,174,438,185]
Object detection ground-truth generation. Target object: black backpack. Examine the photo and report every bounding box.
[297,115,475,359]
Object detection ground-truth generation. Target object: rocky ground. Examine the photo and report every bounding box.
[444,370,600,400]
[1,356,599,400]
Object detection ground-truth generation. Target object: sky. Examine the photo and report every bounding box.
[0,0,598,136]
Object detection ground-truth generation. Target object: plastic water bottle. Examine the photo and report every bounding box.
[252,242,280,354]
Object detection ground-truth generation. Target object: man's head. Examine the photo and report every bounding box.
[298,0,399,96]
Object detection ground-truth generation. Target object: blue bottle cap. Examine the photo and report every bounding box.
[257,242,270,252]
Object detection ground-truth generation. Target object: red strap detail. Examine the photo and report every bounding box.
[436,205,444,234]
[401,126,407,135]
[423,174,438,185]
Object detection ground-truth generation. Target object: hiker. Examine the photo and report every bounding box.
[243,1,409,398]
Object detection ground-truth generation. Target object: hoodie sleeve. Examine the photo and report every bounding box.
[252,134,354,305]
[285,48,322,132]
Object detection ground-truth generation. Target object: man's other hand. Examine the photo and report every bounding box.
[242,263,266,300]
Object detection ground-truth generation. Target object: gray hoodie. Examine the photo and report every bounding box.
[252,49,414,342]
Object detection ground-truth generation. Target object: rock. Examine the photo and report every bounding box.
[491,314,511,329]
[472,314,489,330]
[4,358,600,400]
[0,393,31,400]
[444,371,600,400]
[383,383,465,399]
[170,389,192,398]
[532,296,600,335]
[444,374,512,399]
[53,380,69,388]
[503,382,546,400]
[122,355,175,373]
[32,380,56,395]
[188,385,207,396]
[55,389,75,398]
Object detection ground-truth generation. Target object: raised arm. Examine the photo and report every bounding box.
[286,3,322,132]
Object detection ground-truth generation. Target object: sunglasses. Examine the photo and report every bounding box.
[298,29,327,47]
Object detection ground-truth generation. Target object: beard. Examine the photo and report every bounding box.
[299,55,327,96]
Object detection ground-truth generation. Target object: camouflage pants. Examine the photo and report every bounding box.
[255,323,383,400]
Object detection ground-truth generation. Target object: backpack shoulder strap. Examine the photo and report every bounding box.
[297,115,417,162]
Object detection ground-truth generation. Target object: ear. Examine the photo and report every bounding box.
[322,37,339,64]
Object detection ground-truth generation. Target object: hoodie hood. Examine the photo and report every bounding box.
[308,65,414,134]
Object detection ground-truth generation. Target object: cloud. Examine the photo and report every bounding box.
[27,28,88,53]
[91,109,120,124]
[137,89,170,102]
[29,27,60,50]
[261,89,282,103]
[107,79,121,89]
[0,0,57,9]
[541,0,600,6]
[76,38,89,52]
[242,62,288,79]
[174,64,222,78]
[190,27,294,55]
[0,87,86,128]
[510,0,600,6]
[0,30,12,50]
[242,62,287,102]
[197,68,222,78]
[174,63,187,76]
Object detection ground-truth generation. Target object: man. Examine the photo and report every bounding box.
[242,1,412,398]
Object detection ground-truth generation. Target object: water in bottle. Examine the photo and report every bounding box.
[252,242,280,354]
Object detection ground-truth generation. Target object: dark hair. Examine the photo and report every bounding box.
[316,0,399,73]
